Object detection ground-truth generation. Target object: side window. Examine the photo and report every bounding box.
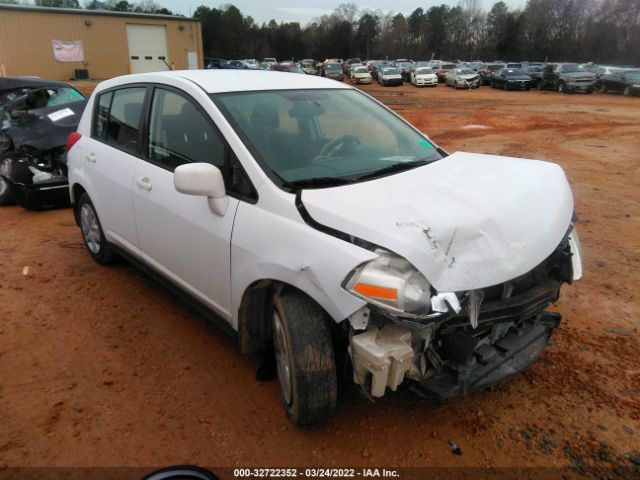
[104,87,146,154]
[94,91,113,141]
[148,88,225,171]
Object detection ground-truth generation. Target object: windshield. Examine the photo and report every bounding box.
[625,71,640,81]
[326,64,341,71]
[457,69,475,75]
[353,67,368,73]
[415,68,433,74]
[562,64,582,73]
[382,68,399,75]
[504,69,527,76]
[213,89,442,187]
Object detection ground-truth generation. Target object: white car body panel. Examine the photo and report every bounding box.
[413,73,438,86]
[301,152,574,292]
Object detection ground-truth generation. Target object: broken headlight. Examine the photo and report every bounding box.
[344,250,432,315]
[567,229,583,281]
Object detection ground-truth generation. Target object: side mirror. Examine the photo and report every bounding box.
[174,163,228,216]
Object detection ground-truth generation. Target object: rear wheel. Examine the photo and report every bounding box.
[77,193,118,264]
[0,177,15,205]
[272,288,337,426]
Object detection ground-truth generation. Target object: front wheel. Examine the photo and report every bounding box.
[558,82,565,93]
[537,80,544,90]
[0,177,16,205]
[272,288,337,426]
[623,86,632,96]
[77,193,118,264]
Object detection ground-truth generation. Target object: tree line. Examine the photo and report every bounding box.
[1,0,637,65]
[195,0,639,66]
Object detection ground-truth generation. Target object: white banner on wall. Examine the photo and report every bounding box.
[52,39,85,62]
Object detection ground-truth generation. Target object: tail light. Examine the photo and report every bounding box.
[66,132,81,151]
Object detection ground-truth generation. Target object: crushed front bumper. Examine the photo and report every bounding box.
[411,311,561,401]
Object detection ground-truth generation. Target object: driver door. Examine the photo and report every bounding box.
[132,86,239,319]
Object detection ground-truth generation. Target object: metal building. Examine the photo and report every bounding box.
[0,4,203,80]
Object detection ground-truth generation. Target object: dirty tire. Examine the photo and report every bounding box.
[272,288,337,426]
[558,82,565,93]
[537,80,544,90]
[0,177,16,205]
[77,193,118,265]
[623,86,631,96]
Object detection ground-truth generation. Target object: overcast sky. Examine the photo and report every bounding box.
[158,1,526,24]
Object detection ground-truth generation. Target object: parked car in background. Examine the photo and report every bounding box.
[490,68,533,90]
[275,64,305,74]
[410,66,438,87]
[350,66,372,84]
[538,63,596,93]
[598,69,640,96]
[324,63,344,81]
[445,68,481,89]
[343,58,363,75]
[68,69,583,426]
[205,58,228,69]
[378,66,403,86]
[506,63,522,69]
[367,61,388,81]
[393,61,414,81]
[524,65,544,84]
[479,63,505,85]
[0,77,86,208]
[432,61,457,82]
[226,60,254,70]
[300,59,319,75]
[262,57,278,66]
[243,59,259,68]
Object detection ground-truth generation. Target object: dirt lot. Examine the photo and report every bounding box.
[1,82,639,478]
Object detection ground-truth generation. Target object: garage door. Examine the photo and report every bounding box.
[126,24,169,74]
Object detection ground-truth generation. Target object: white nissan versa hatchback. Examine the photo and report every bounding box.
[67,70,583,425]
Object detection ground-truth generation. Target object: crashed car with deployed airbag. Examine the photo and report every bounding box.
[0,76,86,209]
[68,70,583,426]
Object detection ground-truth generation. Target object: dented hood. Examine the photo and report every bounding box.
[301,152,574,292]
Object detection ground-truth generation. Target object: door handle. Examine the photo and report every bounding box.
[136,177,152,191]
[86,152,96,163]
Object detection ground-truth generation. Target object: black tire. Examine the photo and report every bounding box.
[272,288,337,426]
[0,177,16,205]
[558,82,565,93]
[623,86,632,96]
[600,84,608,93]
[503,82,508,91]
[537,80,544,90]
[77,193,118,264]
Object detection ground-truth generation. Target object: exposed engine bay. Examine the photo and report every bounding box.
[347,230,579,400]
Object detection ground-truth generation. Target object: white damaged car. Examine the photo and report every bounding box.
[350,66,373,85]
[67,70,582,425]
[411,66,438,87]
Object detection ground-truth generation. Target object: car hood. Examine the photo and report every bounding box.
[457,74,479,80]
[300,152,574,292]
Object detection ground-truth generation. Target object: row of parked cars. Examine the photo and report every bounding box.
[0,69,584,426]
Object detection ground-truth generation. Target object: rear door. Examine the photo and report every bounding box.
[84,86,148,251]
[131,86,240,318]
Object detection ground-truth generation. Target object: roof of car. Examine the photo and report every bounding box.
[0,76,71,91]
[98,70,351,94]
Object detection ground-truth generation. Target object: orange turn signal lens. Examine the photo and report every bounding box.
[353,283,398,300]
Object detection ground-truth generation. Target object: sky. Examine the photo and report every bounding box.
[159,0,526,24]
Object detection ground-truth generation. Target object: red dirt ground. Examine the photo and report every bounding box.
[0,81,639,479]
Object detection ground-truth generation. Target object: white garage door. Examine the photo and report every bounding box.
[126,24,169,74]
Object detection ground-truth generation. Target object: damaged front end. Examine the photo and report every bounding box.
[0,79,86,210]
[344,228,581,401]
[0,142,70,210]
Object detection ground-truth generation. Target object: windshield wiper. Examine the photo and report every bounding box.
[354,160,429,181]
[282,176,355,189]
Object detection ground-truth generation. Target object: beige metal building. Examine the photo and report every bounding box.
[0,4,203,81]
